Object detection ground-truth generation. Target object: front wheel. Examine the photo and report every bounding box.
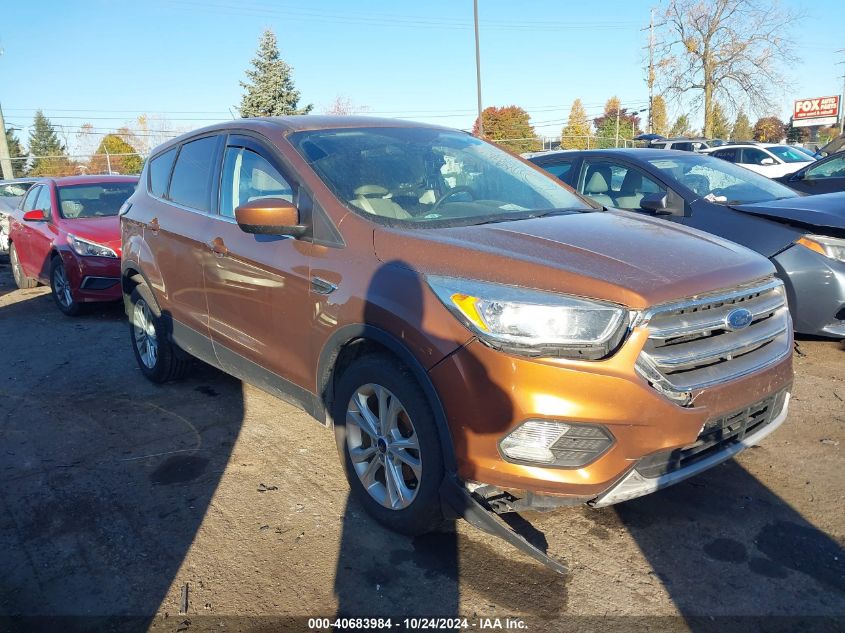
[333,353,444,535]
[50,257,83,316]
[128,285,188,383]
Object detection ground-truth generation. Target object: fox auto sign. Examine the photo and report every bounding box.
[792,96,840,128]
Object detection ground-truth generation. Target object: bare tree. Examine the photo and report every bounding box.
[322,96,369,116]
[656,0,800,137]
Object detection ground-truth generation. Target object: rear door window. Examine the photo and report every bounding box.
[148,147,177,198]
[712,148,738,162]
[168,137,220,212]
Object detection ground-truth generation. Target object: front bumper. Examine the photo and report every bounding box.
[428,326,793,501]
[773,244,845,338]
[58,249,122,303]
[591,392,790,507]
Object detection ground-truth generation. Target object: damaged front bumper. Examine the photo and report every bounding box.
[591,392,790,507]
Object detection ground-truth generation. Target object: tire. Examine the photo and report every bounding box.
[333,353,444,536]
[9,243,37,289]
[50,256,83,316]
[128,284,189,383]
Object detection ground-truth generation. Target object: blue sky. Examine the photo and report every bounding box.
[1,0,842,156]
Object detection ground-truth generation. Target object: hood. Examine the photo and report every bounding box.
[733,192,845,232]
[62,215,122,254]
[373,210,775,309]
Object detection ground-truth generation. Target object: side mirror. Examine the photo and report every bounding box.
[760,157,776,166]
[234,198,305,237]
[23,209,47,222]
[640,192,672,215]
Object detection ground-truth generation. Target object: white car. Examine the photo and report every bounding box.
[703,143,814,178]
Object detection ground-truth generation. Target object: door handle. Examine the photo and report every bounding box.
[149,217,160,234]
[311,276,337,295]
[207,237,228,257]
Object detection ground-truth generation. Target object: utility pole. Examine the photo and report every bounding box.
[615,109,620,147]
[0,102,14,179]
[838,49,845,134]
[473,0,484,137]
[647,8,655,134]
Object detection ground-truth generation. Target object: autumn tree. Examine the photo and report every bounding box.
[656,0,799,137]
[5,127,26,177]
[28,111,76,177]
[651,95,669,136]
[731,110,753,140]
[592,96,641,148]
[753,117,786,142]
[472,105,539,153]
[88,134,144,175]
[710,102,731,139]
[669,114,693,137]
[561,99,591,149]
[239,29,312,117]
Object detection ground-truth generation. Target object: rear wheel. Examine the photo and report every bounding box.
[128,285,188,383]
[333,353,444,535]
[50,257,83,316]
[10,243,37,289]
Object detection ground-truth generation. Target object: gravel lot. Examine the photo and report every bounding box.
[0,257,843,632]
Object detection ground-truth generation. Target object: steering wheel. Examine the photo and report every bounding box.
[430,186,475,213]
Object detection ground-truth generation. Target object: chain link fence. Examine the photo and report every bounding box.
[4,151,146,179]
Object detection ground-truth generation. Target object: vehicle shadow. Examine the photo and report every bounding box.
[332,261,570,621]
[0,287,244,632]
[586,459,845,630]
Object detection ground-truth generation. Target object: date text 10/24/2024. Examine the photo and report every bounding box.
[308,617,528,630]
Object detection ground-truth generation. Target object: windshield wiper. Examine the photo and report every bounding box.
[467,208,587,226]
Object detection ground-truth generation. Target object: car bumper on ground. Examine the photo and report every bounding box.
[774,244,845,338]
[58,249,122,303]
[429,326,794,506]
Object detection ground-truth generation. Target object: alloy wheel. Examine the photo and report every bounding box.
[133,299,158,369]
[345,383,422,510]
[52,264,73,308]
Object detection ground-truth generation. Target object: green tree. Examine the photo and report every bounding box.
[752,117,786,142]
[88,134,143,175]
[592,97,641,148]
[28,111,75,177]
[560,99,591,149]
[669,114,692,137]
[651,95,669,136]
[239,29,312,117]
[785,124,808,144]
[710,102,730,139]
[5,127,26,177]
[731,110,753,140]
[472,105,539,153]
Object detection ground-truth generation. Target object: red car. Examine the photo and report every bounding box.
[8,175,138,315]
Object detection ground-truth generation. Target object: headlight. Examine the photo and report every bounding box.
[66,233,118,258]
[797,235,845,263]
[499,419,614,467]
[427,275,629,359]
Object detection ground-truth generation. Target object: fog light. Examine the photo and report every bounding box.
[499,420,614,468]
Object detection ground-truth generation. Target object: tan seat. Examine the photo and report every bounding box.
[614,170,646,209]
[349,185,411,220]
[582,167,615,207]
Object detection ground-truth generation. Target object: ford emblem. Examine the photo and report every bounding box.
[725,308,753,331]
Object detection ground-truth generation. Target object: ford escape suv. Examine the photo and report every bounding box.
[121,116,793,536]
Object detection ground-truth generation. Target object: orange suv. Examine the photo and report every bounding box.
[121,117,793,540]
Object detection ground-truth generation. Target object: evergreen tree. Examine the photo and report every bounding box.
[472,105,539,153]
[710,102,730,139]
[5,127,26,177]
[731,110,753,141]
[28,111,74,177]
[669,114,692,137]
[651,96,668,136]
[561,99,591,149]
[239,29,312,117]
[88,134,143,175]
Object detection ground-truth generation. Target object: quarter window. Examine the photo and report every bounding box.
[148,147,177,198]
[713,149,738,162]
[220,147,293,218]
[168,137,219,212]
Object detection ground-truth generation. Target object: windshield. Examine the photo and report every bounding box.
[647,153,800,204]
[792,146,818,159]
[0,182,35,197]
[768,145,812,163]
[289,127,593,227]
[57,182,136,219]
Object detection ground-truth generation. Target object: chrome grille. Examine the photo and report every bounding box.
[636,277,791,404]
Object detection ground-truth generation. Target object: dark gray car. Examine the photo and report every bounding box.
[528,149,845,338]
